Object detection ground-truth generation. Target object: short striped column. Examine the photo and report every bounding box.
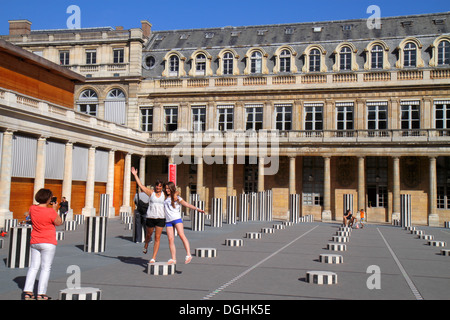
[319,254,343,264]
[123,216,132,225]
[211,198,223,228]
[119,212,130,223]
[343,194,353,217]
[332,236,349,243]
[248,193,257,221]
[261,228,275,234]
[4,219,18,232]
[7,226,32,268]
[289,194,301,223]
[59,288,102,300]
[226,196,237,224]
[74,215,85,225]
[400,194,412,228]
[418,234,434,240]
[246,232,261,239]
[336,231,350,237]
[441,249,450,256]
[412,230,424,236]
[195,248,217,258]
[65,220,77,231]
[84,216,107,253]
[148,262,176,276]
[99,194,109,217]
[225,239,243,246]
[428,240,447,247]
[56,231,65,241]
[339,226,352,233]
[191,209,205,231]
[306,271,338,285]
[239,193,249,222]
[0,239,3,249]
[327,243,347,251]
[273,224,285,230]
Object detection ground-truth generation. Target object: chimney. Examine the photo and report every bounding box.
[115,26,124,31]
[141,20,152,38]
[9,20,32,35]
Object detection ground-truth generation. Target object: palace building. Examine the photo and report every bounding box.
[1,12,450,227]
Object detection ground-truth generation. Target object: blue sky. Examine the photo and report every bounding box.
[1,0,449,34]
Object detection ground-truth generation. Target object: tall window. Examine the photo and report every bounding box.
[437,157,450,209]
[223,52,234,75]
[404,42,417,67]
[141,108,153,132]
[78,89,98,116]
[218,106,234,131]
[336,103,354,136]
[192,106,206,132]
[279,49,291,73]
[302,157,324,206]
[435,100,450,136]
[169,55,179,76]
[195,54,206,76]
[401,101,420,136]
[309,49,321,72]
[340,46,352,71]
[86,50,97,65]
[250,51,262,74]
[59,50,70,66]
[367,157,388,208]
[275,104,292,131]
[367,102,388,136]
[165,107,178,131]
[438,40,450,66]
[245,105,263,131]
[304,104,323,135]
[371,45,383,69]
[113,48,125,64]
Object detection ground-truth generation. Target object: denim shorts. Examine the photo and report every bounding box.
[165,218,183,227]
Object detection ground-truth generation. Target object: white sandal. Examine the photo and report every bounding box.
[168,259,176,265]
[149,259,156,263]
[185,255,192,264]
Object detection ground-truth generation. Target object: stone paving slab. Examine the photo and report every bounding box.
[0,218,449,302]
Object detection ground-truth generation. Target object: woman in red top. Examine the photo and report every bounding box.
[23,189,63,300]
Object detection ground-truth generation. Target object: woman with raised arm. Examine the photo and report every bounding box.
[131,167,165,263]
[163,181,205,264]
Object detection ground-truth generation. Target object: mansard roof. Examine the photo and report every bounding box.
[145,12,450,51]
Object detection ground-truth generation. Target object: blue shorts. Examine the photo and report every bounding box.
[165,219,183,227]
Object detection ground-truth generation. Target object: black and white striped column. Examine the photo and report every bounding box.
[65,220,77,231]
[59,287,102,300]
[400,194,412,228]
[239,193,249,222]
[289,194,301,223]
[258,191,266,221]
[343,194,353,216]
[191,201,205,231]
[195,248,217,258]
[147,262,176,276]
[84,216,107,253]
[248,193,257,221]
[99,194,109,217]
[211,198,223,228]
[4,219,18,232]
[7,226,32,268]
[266,190,273,221]
[226,196,237,224]
[74,214,85,225]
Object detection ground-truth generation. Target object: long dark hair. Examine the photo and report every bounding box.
[163,181,178,208]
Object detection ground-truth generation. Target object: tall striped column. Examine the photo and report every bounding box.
[400,194,412,228]
[211,198,223,228]
[266,190,273,221]
[239,193,249,222]
[226,196,237,224]
[7,226,32,268]
[258,191,266,221]
[191,201,205,231]
[289,194,301,223]
[84,216,108,253]
[343,194,353,216]
[248,193,257,221]
[99,194,109,217]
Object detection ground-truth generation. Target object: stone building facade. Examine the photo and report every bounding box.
[1,13,450,226]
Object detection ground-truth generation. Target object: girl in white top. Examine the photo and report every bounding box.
[131,167,165,263]
[164,181,205,264]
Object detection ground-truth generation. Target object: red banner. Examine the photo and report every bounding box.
[168,163,177,185]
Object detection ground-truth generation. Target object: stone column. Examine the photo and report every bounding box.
[357,156,365,213]
[428,156,439,226]
[227,156,234,197]
[82,146,96,217]
[33,136,47,199]
[120,153,132,214]
[197,156,204,200]
[139,155,146,186]
[0,130,14,226]
[106,149,115,218]
[322,156,332,222]
[289,156,296,195]
[258,156,265,192]
[392,156,401,222]
[62,142,73,208]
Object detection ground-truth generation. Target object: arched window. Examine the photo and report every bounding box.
[340,46,352,71]
[309,49,321,72]
[107,88,126,100]
[404,42,417,67]
[438,40,450,66]
[279,49,291,73]
[195,53,206,76]
[223,52,234,75]
[250,51,262,74]
[371,45,384,69]
[169,55,179,76]
[105,89,126,125]
[78,89,98,116]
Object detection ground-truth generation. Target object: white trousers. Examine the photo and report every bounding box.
[23,243,56,295]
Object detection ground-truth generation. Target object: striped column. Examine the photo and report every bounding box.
[226,196,237,224]
[257,191,266,221]
[191,201,205,231]
[266,190,273,221]
[7,226,32,268]
[84,216,107,253]
[99,194,109,217]
[400,194,412,228]
[148,262,176,276]
[211,198,223,228]
[65,220,77,231]
[289,194,301,223]
[343,194,353,216]
[60,288,102,300]
[4,219,18,232]
[74,215,85,225]
[248,193,257,221]
[239,193,249,222]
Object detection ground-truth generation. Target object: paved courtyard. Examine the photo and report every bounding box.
[0,216,449,302]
